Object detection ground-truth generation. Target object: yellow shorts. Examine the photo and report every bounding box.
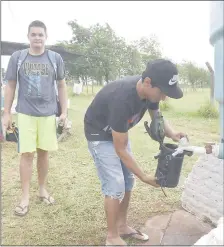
[17,113,58,153]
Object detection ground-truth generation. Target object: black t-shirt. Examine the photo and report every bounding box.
[84,75,159,141]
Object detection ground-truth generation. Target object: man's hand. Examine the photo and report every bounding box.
[58,113,67,125]
[170,132,188,142]
[141,174,160,188]
[3,112,12,130]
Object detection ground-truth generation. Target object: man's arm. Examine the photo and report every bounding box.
[56,53,68,117]
[112,130,159,187]
[3,80,17,114]
[163,118,176,138]
[3,52,18,114]
[148,109,186,141]
[106,100,159,187]
[109,100,150,179]
[57,79,68,116]
[148,109,175,138]
[112,130,146,180]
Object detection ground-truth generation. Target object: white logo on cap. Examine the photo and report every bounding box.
[168,74,178,85]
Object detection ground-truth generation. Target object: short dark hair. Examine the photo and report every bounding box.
[28,20,47,33]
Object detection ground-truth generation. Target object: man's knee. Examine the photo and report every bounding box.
[105,191,125,202]
[103,176,126,202]
[20,152,35,164]
[36,148,48,157]
[105,192,125,202]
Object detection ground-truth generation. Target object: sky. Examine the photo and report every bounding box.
[1,1,214,69]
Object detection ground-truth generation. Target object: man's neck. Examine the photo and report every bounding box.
[29,47,45,56]
[136,79,146,100]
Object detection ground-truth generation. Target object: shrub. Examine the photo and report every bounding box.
[197,100,219,118]
[160,99,172,111]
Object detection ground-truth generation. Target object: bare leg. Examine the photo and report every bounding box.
[118,157,138,235]
[118,191,149,240]
[118,191,139,235]
[36,148,54,204]
[105,196,127,245]
[15,152,34,215]
[118,192,131,227]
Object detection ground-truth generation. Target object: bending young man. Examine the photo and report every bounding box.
[84,59,187,245]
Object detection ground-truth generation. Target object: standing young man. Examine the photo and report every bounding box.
[84,59,187,245]
[3,20,68,216]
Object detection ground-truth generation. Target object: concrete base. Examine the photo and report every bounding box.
[141,210,212,246]
[181,155,223,226]
[193,217,223,245]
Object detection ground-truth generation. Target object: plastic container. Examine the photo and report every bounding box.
[57,122,63,135]
[154,143,185,188]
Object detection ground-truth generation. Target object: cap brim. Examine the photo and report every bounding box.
[160,84,183,99]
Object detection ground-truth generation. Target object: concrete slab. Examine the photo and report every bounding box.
[166,210,212,235]
[161,234,201,246]
[145,214,171,230]
[142,209,213,246]
[141,228,164,245]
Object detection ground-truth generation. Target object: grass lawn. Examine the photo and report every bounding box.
[1,87,219,245]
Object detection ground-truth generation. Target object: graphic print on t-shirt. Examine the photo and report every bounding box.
[101,112,142,135]
[103,125,112,134]
[127,112,141,128]
[23,62,49,97]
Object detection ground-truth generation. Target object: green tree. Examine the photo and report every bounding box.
[57,21,163,86]
[133,35,162,68]
[178,61,210,91]
[57,20,92,85]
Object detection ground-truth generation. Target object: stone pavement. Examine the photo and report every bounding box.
[140,209,213,246]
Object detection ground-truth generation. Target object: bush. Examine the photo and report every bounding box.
[160,99,172,111]
[197,100,219,118]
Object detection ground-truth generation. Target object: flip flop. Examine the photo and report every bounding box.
[14,205,29,216]
[39,195,55,205]
[120,229,149,241]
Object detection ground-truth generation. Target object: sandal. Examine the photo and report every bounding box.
[120,229,149,241]
[14,205,29,216]
[39,195,55,205]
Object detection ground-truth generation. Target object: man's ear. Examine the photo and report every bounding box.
[143,77,152,87]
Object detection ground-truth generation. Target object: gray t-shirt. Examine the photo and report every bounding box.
[5,50,65,117]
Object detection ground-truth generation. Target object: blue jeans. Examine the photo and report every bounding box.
[88,141,135,201]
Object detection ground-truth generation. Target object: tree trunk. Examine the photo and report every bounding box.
[92,81,94,95]
[205,62,215,105]
[85,77,88,94]
[105,72,109,85]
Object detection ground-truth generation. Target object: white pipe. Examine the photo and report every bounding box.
[172,146,206,157]
[172,145,220,157]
